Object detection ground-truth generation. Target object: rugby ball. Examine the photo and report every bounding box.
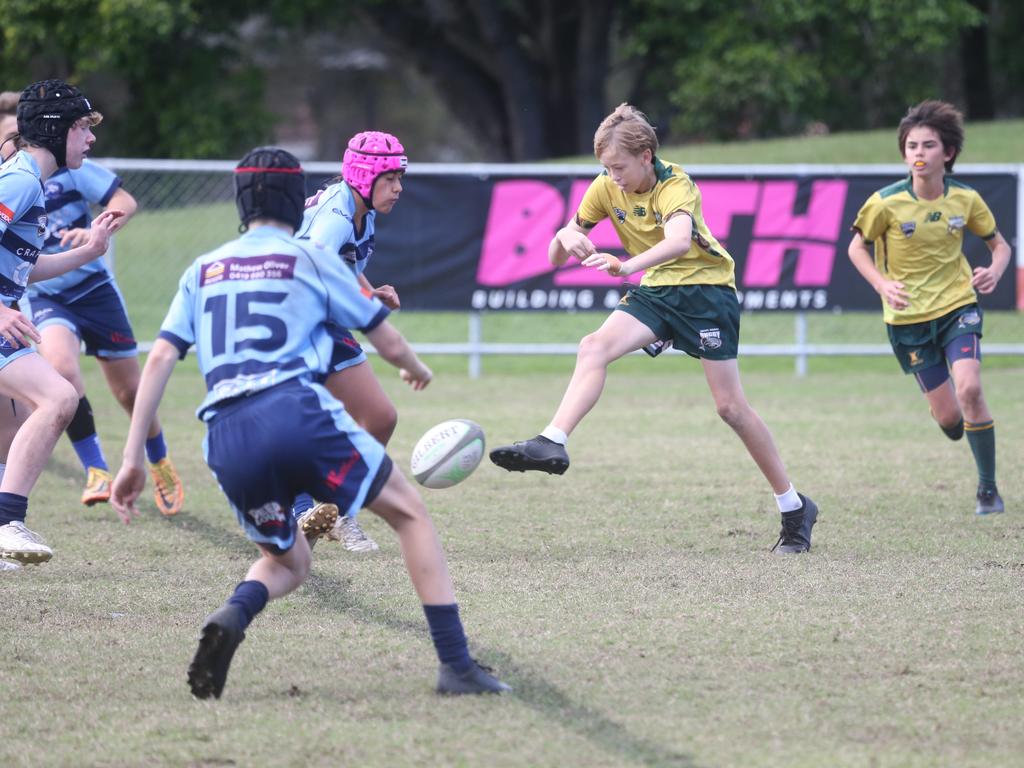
[410,419,485,489]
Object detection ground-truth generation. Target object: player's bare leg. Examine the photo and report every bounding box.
[325,361,397,445]
[0,354,77,563]
[702,357,818,554]
[490,311,654,475]
[369,467,509,693]
[701,358,790,493]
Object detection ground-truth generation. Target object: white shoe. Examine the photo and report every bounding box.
[0,521,53,564]
[1,558,22,572]
[326,515,379,553]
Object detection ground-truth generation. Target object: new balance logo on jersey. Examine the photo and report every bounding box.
[926,211,942,222]
[633,206,646,217]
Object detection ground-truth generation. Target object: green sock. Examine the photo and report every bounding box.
[965,420,996,488]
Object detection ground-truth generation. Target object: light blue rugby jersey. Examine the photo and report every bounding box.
[297,182,376,277]
[158,226,390,421]
[28,158,121,300]
[0,151,47,304]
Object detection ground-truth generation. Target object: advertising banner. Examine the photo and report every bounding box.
[362,170,1018,312]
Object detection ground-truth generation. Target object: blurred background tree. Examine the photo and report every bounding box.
[0,0,1019,160]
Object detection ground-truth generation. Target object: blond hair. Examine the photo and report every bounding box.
[0,91,19,117]
[593,103,658,159]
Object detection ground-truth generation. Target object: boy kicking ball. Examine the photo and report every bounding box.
[490,103,818,554]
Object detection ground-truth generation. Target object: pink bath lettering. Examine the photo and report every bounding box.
[743,241,836,287]
[478,181,565,285]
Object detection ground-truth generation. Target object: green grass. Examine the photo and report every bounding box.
[2,345,1023,766]
[564,118,1024,165]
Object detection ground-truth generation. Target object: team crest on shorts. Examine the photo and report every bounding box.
[249,501,286,527]
[958,310,981,328]
[900,221,916,238]
[947,215,965,235]
[908,350,922,366]
[698,327,722,351]
[613,207,627,223]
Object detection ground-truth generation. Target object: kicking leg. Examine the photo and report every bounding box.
[490,311,655,474]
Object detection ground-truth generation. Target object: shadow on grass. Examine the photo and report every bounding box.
[172,515,699,767]
[303,571,699,768]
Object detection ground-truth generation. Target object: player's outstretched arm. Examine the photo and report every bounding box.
[111,338,179,524]
[848,231,909,310]
[366,319,432,390]
[30,210,125,283]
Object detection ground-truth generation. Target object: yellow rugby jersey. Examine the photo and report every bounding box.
[575,158,735,288]
[852,177,998,325]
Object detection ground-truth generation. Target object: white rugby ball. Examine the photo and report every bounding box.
[410,419,485,489]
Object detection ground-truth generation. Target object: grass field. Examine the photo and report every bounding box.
[2,318,1023,766]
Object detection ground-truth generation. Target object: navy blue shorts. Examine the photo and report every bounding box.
[203,378,391,552]
[327,325,368,372]
[29,281,137,359]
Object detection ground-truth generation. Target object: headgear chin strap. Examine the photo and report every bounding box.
[16,79,96,168]
[342,131,407,209]
[234,147,306,233]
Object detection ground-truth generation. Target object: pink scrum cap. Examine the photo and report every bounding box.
[342,131,408,206]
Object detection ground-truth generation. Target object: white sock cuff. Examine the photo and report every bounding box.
[774,483,802,513]
[540,425,568,445]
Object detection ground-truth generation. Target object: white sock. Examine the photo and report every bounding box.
[540,425,568,445]
[774,483,802,513]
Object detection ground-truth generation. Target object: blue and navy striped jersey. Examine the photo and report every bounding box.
[28,158,121,299]
[0,151,47,304]
[158,226,390,420]
[297,182,376,277]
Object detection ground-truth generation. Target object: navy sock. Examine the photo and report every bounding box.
[292,493,314,520]
[145,432,168,464]
[227,580,269,629]
[71,435,108,474]
[423,603,472,673]
[0,492,28,525]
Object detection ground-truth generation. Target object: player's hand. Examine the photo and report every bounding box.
[84,210,126,257]
[879,279,909,310]
[971,265,1003,295]
[110,463,146,525]
[0,302,41,349]
[400,362,432,391]
[58,227,90,248]
[582,252,627,276]
[373,284,401,309]
[557,229,597,261]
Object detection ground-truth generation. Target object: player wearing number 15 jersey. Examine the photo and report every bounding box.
[110,147,509,699]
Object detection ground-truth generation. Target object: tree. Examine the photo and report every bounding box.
[0,0,272,158]
[315,0,622,161]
